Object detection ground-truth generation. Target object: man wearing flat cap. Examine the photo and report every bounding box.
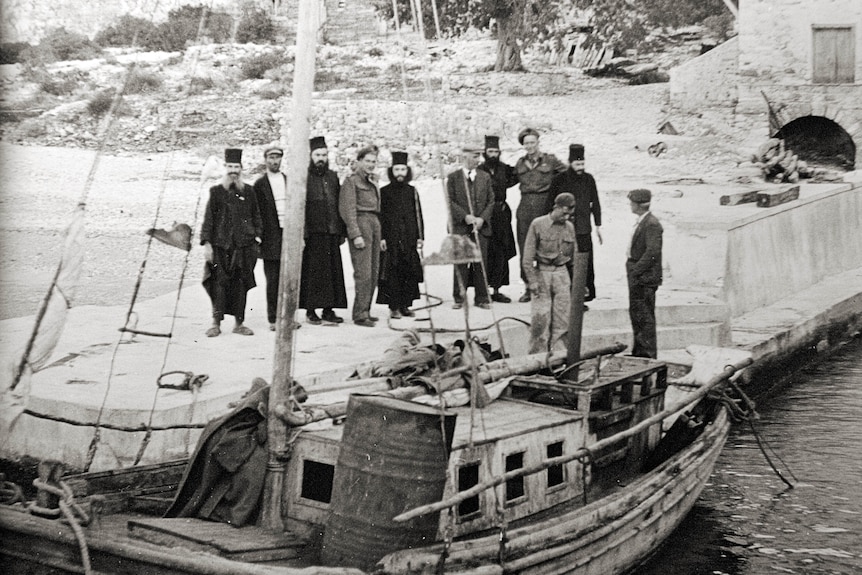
[300,136,348,326]
[549,143,603,306]
[201,148,262,337]
[447,143,495,309]
[377,151,425,319]
[478,135,519,303]
[522,192,577,354]
[514,127,567,303]
[253,144,287,331]
[626,188,663,358]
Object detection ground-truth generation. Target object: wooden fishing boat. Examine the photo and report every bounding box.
[0,1,753,572]
[0,346,751,575]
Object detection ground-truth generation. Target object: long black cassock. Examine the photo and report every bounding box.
[299,163,348,311]
[376,178,424,310]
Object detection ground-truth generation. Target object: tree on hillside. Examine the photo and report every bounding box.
[373,0,733,71]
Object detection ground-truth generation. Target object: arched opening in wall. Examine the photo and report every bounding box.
[773,116,855,170]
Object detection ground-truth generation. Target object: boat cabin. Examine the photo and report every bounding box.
[284,356,668,539]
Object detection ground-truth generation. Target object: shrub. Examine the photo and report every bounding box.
[0,41,31,64]
[236,7,276,44]
[95,15,159,48]
[255,83,287,100]
[34,27,103,62]
[147,5,234,52]
[240,51,288,79]
[19,118,49,138]
[87,89,117,117]
[189,75,215,94]
[39,75,80,96]
[124,68,163,93]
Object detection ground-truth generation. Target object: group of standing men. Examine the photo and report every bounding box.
[199,128,662,359]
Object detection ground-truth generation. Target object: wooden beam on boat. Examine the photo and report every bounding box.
[392,357,752,522]
[262,0,319,532]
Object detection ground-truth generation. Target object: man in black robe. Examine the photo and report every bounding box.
[549,144,603,305]
[478,135,519,303]
[377,151,424,319]
[299,136,348,325]
[201,148,262,337]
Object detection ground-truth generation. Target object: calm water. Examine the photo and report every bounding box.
[638,336,862,575]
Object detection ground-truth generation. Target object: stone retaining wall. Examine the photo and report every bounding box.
[722,182,862,316]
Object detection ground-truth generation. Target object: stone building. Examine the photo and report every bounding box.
[670,0,862,169]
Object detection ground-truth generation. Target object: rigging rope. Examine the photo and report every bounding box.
[83,2,221,471]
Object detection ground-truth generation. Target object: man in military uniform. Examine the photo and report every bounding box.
[515,127,567,302]
[522,193,576,354]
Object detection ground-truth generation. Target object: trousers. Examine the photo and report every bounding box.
[529,267,571,354]
[628,280,658,359]
[347,213,381,322]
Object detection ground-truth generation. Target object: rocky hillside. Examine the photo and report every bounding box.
[0,36,752,182]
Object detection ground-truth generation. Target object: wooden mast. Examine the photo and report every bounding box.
[260,0,320,531]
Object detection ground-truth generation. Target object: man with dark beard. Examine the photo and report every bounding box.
[377,151,424,319]
[201,148,262,337]
[478,135,518,303]
[549,144,603,305]
[299,136,348,325]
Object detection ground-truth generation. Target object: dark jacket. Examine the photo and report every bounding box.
[200,183,262,249]
[446,168,494,237]
[549,169,601,234]
[626,212,663,287]
[478,160,518,203]
[306,166,344,237]
[252,172,285,260]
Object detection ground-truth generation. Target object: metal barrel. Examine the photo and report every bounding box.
[320,394,456,570]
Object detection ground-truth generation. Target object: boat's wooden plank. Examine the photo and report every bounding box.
[128,517,304,561]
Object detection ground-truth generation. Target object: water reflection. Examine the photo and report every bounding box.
[637,337,862,575]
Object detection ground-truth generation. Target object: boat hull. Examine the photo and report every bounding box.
[0,406,731,575]
[378,407,730,575]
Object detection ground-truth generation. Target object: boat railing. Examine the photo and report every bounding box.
[392,356,753,523]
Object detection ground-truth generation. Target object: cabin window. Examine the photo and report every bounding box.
[505,452,526,504]
[546,441,565,488]
[457,462,481,519]
[300,460,334,504]
[812,26,855,84]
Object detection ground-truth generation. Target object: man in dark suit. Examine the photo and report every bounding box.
[626,188,663,358]
[252,144,287,331]
[447,144,495,309]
